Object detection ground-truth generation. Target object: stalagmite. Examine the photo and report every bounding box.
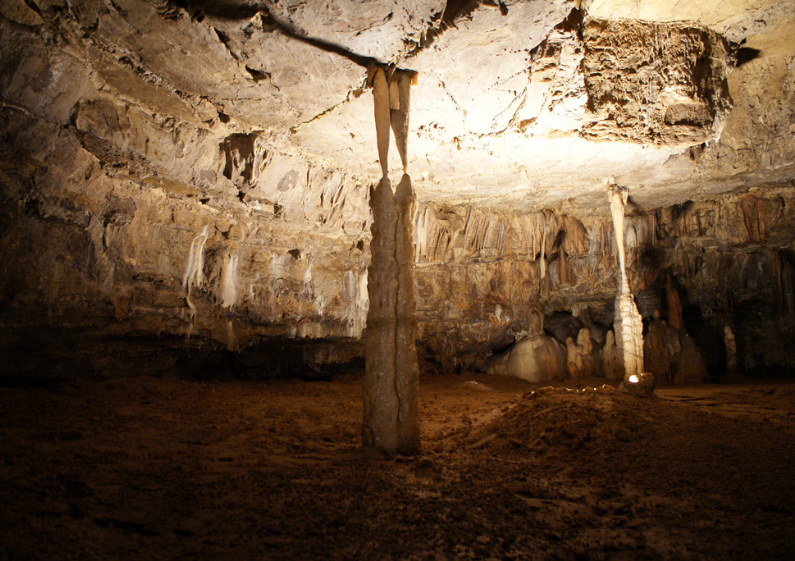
[607,181,645,380]
[362,177,400,452]
[602,330,620,380]
[394,174,420,451]
[566,328,597,378]
[363,67,419,455]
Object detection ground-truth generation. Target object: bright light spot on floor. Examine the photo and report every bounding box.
[628,375,639,383]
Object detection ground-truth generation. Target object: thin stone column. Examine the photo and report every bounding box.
[608,181,644,379]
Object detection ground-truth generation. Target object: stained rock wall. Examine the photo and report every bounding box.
[0,102,371,377]
[411,187,795,379]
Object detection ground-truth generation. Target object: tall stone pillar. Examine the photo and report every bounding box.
[608,181,644,379]
[362,67,420,454]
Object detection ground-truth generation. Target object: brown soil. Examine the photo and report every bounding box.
[1,373,794,560]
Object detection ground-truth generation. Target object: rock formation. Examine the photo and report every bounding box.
[608,182,645,380]
[487,309,568,383]
[665,271,685,332]
[724,324,739,379]
[644,314,710,386]
[566,328,599,379]
[362,67,419,455]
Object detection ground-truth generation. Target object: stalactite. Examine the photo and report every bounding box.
[390,72,411,173]
[587,222,600,274]
[540,214,548,279]
[372,68,390,178]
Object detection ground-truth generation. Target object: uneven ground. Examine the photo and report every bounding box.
[1,373,794,560]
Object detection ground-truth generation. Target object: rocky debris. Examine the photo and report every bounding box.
[460,380,493,392]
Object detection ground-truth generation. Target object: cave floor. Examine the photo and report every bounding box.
[1,373,794,560]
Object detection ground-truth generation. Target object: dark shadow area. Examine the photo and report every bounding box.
[736,47,761,67]
[0,327,364,385]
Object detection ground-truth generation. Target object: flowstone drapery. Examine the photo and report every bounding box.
[362,67,420,454]
[607,182,645,380]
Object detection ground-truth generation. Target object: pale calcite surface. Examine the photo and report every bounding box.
[608,183,645,380]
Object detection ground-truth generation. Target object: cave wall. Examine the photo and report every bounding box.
[2,0,795,382]
[4,92,795,380]
[412,188,795,376]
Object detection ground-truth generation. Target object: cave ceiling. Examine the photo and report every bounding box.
[2,0,794,212]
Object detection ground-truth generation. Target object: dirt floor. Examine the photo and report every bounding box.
[1,372,795,560]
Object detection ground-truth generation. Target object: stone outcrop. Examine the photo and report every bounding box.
[581,18,733,145]
[566,328,599,379]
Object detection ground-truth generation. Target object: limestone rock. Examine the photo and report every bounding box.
[545,313,586,347]
[608,182,645,380]
[1,0,795,384]
[372,68,391,178]
[724,324,739,378]
[390,72,412,173]
[488,334,568,383]
[363,175,420,455]
[566,328,599,379]
[581,18,733,145]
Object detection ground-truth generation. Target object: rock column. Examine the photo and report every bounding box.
[362,67,420,454]
[608,182,645,379]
